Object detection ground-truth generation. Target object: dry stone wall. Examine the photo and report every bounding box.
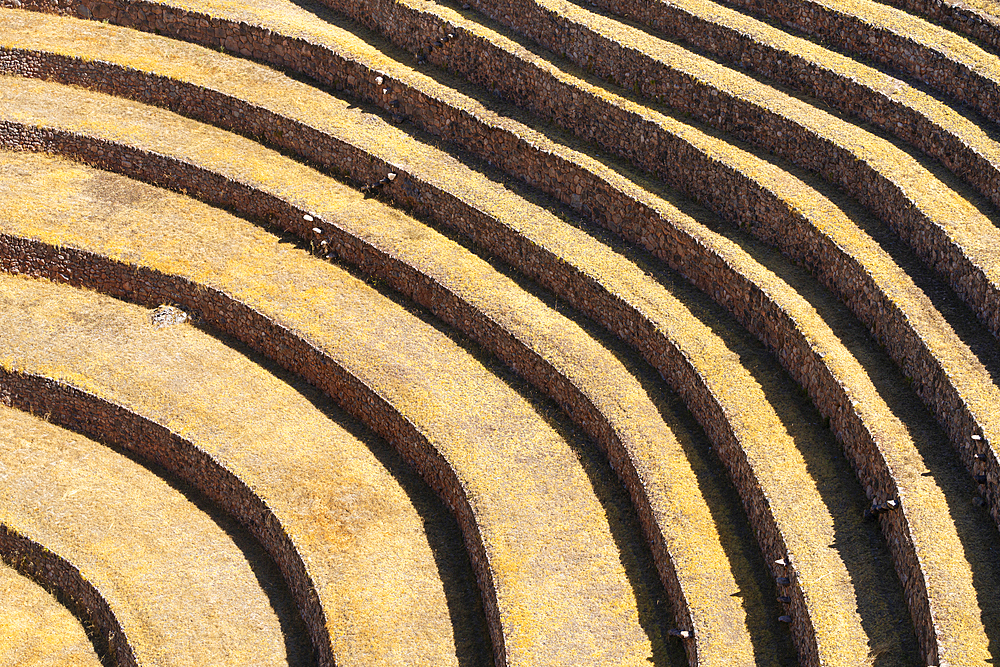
[583,0,1000,215]
[0,230,507,667]
[5,3,996,502]
[881,0,1000,53]
[0,118,955,664]
[3,3,1000,661]
[0,57,701,650]
[8,0,999,353]
[0,368,336,667]
[463,0,1000,348]
[723,0,1000,124]
[0,522,136,667]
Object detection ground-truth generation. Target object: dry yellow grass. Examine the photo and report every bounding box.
[0,560,103,667]
[5,3,1000,664]
[0,86,919,664]
[616,0,1000,175]
[0,271,490,667]
[309,12,1000,542]
[798,0,1000,84]
[0,18,791,658]
[0,165,662,666]
[0,132,759,663]
[77,0,999,454]
[486,0,1000,294]
[0,403,297,667]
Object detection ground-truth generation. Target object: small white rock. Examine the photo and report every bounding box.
[313,227,322,234]
[150,305,189,328]
[382,88,388,95]
[375,76,384,85]
[303,214,314,222]
[387,172,397,181]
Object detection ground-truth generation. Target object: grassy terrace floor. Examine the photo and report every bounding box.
[0,102,925,663]
[9,1,998,547]
[15,0,1000,390]
[0,271,492,667]
[4,0,1000,664]
[0,401,308,667]
[3,54,999,660]
[0,559,103,667]
[346,0,1000,521]
[0,50,771,656]
[303,0,1000,357]
[0,19,815,656]
[0,151,682,666]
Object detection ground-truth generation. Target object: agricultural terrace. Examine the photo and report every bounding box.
[1,0,999,665]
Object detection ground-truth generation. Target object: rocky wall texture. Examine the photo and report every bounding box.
[0,369,335,667]
[189,0,1000,542]
[352,0,1000,358]
[723,0,1000,125]
[0,48,701,662]
[880,0,1000,54]
[0,118,946,666]
[462,0,1000,348]
[0,522,136,667]
[3,4,999,660]
[584,0,1000,214]
[0,231,506,667]
[6,0,998,360]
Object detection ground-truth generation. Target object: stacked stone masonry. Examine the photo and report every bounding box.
[0,524,136,667]
[3,24,998,660]
[0,235,503,667]
[0,116,951,664]
[3,1,1000,665]
[551,0,1000,216]
[0,64,697,657]
[5,3,995,543]
[721,0,1000,125]
[462,0,1000,346]
[8,0,998,351]
[0,118,809,663]
[879,0,1000,54]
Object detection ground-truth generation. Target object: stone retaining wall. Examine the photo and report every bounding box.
[335,0,1000,356]
[0,232,506,667]
[195,0,1000,522]
[0,369,336,667]
[724,0,1000,125]
[0,522,136,667]
[3,4,999,660]
[0,51,707,660]
[6,3,998,486]
[880,0,1000,55]
[464,0,1000,346]
[583,0,1000,215]
[0,119,928,667]
[338,0,1000,552]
